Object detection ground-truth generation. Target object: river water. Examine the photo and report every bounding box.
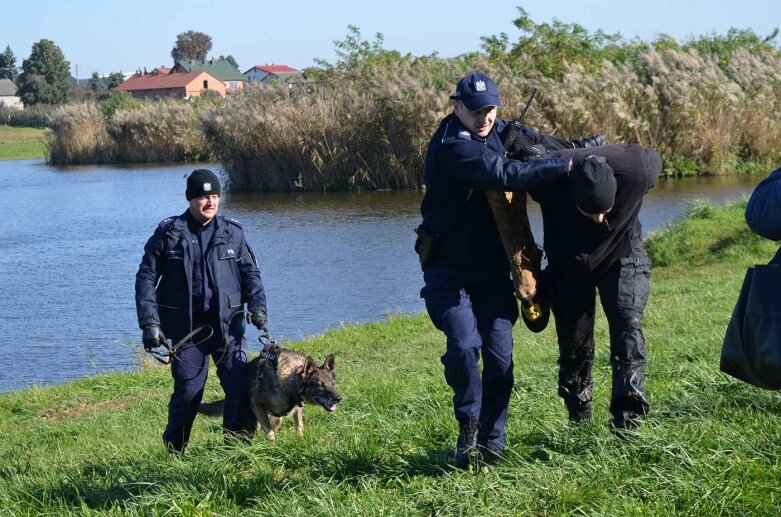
[0,159,766,393]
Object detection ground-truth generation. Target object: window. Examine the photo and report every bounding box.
[203,80,208,89]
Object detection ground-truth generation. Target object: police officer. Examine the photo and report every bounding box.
[527,145,662,434]
[418,72,573,468]
[135,168,267,452]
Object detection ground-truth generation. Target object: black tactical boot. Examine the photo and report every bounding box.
[567,403,592,424]
[454,415,480,469]
[565,396,593,424]
[610,412,643,439]
[571,134,607,148]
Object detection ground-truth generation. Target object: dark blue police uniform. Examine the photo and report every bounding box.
[136,210,266,451]
[420,112,569,453]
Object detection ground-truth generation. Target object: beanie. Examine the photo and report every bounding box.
[569,155,616,214]
[186,169,221,200]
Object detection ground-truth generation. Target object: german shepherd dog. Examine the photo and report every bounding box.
[199,348,341,441]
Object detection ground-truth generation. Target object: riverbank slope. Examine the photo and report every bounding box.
[1,200,779,515]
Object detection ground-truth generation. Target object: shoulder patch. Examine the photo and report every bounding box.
[224,217,244,229]
[157,216,175,228]
[457,130,472,140]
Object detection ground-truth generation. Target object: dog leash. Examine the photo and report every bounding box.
[147,324,213,365]
[146,309,247,367]
[258,328,280,370]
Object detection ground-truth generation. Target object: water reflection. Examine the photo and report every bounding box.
[0,159,766,393]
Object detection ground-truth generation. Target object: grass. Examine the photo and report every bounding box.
[0,125,46,160]
[2,200,780,515]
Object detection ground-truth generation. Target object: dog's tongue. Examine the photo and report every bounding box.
[326,404,337,412]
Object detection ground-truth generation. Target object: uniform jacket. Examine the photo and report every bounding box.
[135,211,266,340]
[746,167,781,241]
[529,144,662,279]
[420,114,570,278]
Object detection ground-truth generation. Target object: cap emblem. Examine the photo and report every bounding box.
[475,80,487,92]
[203,182,212,192]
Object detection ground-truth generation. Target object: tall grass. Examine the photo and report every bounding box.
[204,62,446,192]
[46,103,114,164]
[107,100,211,163]
[1,199,780,514]
[46,100,213,165]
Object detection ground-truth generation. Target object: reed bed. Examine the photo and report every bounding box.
[44,47,781,188]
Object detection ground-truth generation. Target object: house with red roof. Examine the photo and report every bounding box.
[112,70,226,100]
[243,64,301,85]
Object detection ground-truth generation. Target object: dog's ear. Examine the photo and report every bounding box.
[303,356,317,376]
[322,354,335,371]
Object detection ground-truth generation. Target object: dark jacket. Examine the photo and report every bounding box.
[746,167,781,241]
[135,211,266,340]
[420,114,569,278]
[530,144,661,279]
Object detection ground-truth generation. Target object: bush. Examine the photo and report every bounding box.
[102,92,143,118]
[0,104,54,128]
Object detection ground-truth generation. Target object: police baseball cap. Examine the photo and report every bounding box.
[569,155,616,214]
[450,72,502,112]
[186,169,221,200]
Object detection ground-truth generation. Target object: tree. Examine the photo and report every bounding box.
[218,54,239,71]
[483,7,625,78]
[87,71,125,95]
[171,30,213,62]
[17,39,70,106]
[88,72,108,94]
[0,45,17,80]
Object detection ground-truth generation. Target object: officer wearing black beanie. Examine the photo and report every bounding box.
[135,168,268,452]
[186,169,222,200]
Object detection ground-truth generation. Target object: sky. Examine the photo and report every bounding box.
[3,0,779,79]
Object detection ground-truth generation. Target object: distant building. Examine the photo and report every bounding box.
[112,70,226,100]
[0,79,23,109]
[243,64,302,86]
[172,59,245,94]
[69,77,92,88]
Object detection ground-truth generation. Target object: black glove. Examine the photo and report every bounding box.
[247,310,267,330]
[142,324,166,351]
[509,143,549,161]
[571,134,606,148]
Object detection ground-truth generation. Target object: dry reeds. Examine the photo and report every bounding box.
[44,46,781,186]
[46,103,113,164]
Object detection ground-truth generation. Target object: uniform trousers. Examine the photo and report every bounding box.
[422,273,518,452]
[163,312,254,451]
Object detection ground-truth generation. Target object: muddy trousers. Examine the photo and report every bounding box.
[549,246,651,426]
[422,274,519,453]
[163,315,255,452]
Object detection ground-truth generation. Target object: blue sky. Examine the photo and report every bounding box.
[3,0,779,78]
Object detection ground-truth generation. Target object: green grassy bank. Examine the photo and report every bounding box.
[0,125,46,160]
[1,200,780,515]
